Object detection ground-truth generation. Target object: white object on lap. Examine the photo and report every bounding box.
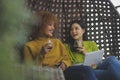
[83,50,104,66]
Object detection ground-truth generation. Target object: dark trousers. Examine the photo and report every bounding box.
[64,65,97,80]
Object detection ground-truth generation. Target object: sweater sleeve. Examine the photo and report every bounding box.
[24,45,34,63]
[58,40,71,68]
[91,41,99,51]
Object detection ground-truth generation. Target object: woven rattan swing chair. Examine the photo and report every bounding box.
[14,0,120,80]
[26,0,120,60]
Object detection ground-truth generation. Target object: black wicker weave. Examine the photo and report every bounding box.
[26,0,120,60]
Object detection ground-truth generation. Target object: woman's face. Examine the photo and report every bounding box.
[43,22,55,37]
[70,23,85,40]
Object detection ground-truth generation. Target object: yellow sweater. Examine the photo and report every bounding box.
[24,37,71,68]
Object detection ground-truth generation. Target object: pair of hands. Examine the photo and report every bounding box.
[40,42,67,71]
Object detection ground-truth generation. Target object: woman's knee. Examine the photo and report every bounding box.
[105,56,117,63]
[107,56,116,60]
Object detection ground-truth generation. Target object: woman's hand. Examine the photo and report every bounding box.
[90,64,97,69]
[59,62,67,71]
[76,46,87,55]
[56,62,67,71]
[40,43,53,58]
[43,43,53,53]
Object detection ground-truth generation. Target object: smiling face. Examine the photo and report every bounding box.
[43,22,55,37]
[70,23,85,40]
[35,11,58,38]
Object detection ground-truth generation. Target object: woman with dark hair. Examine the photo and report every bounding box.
[65,20,98,65]
[64,20,120,80]
[64,20,98,80]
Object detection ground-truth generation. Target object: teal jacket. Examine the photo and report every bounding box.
[65,41,98,65]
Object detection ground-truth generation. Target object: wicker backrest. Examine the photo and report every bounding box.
[26,0,120,59]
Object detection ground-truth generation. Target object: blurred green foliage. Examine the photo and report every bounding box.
[0,0,32,80]
[0,0,64,80]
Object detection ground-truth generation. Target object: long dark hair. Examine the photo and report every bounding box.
[67,20,88,52]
